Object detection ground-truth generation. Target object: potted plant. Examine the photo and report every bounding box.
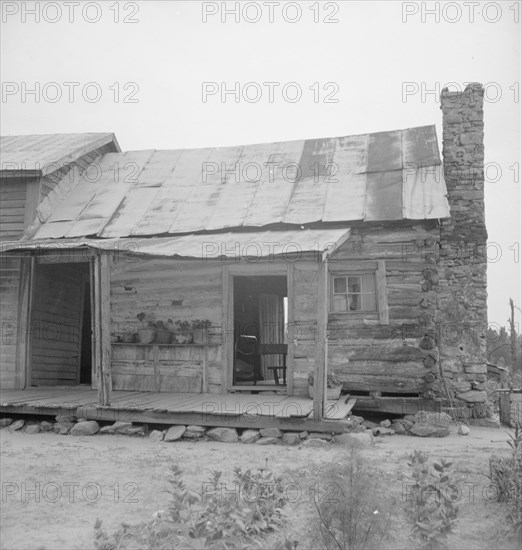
[308,372,343,401]
[155,320,172,344]
[173,320,193,344]
[192,319,212,344]
[136,312,156,344]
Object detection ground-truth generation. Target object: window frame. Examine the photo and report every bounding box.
[328,260,389,324]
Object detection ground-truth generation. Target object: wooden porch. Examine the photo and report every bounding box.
[0,387,356,433]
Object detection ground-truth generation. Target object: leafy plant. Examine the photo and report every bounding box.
[94,462,287,549]
[403,450,459,550]
[175,320,192,332]
[192,319,212,330]
[487,424,522,538]
[312,452,393,550]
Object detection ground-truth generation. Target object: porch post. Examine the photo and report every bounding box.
[313,256,328,420]
[94,252,112,406]
[15,255,35,389]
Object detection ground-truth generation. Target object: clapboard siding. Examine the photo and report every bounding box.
[30,263,87,386]
[110,259,222,392]
[0,180,28,240]
[0,256,21,388]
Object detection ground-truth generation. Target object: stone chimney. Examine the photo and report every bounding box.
[437,82,488,419]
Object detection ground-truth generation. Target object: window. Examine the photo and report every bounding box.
[332,273,377,312]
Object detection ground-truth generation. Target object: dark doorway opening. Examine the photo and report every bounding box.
[29,262,92,386]
[233,275,288,387]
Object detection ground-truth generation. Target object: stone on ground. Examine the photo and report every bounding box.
[380,419,392,428]
[183,425,207,439]
[70,421,100,436]
[25,424,41,434]
[100,421,133,434]
[54,421,74,435]
[372,427,395,436]
[164,425,186,441]
[282,432,301,446]
[40,421,54,432]
[458,424,470,435]
[8,420,24,432]
[409,423,450,438]
[259,427,283,438]
[150,430,164,442]
[0,418,13,428]
[240,429,260,443]
[256,437,281,445]
[302,438,329,448]
[207,427,239,443]
[413,411,452,425]
[391,422,407,434]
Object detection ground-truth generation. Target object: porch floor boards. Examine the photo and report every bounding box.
[0,388,353,433]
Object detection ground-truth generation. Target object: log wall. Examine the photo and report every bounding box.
[0,256,21,388]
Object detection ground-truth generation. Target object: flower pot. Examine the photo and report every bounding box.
[308,384,343,401]
[155,328,172,344]
[173,331,193,344]
[193,328,208,344]
[138,328,155,344]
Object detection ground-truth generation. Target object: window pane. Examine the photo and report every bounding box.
[362,291,376,311]
[347,277,361,293]
[333,277,347,294]
[349,294,361,311]
[362,273,376,294]
[333,294,347,312]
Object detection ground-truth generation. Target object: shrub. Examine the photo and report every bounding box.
[487,424,522,539]
[94,462,287,549]
[312,452,393,550]
[403,451,459,550]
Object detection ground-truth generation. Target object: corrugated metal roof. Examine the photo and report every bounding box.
[0,133,120,176]
[16,125,448,240]
[1,228,350,260]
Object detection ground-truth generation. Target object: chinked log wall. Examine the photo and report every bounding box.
[328,222,442,398]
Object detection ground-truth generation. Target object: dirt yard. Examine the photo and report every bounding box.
[0,423,519,550]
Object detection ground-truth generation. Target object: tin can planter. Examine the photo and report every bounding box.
[138,328,155,344]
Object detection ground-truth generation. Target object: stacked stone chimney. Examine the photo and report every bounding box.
[437,82,488,418]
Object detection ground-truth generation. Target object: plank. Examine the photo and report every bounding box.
[324,396,357,420]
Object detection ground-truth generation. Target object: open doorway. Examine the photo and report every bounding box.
[29,262,92,387]
[233,275,288,388]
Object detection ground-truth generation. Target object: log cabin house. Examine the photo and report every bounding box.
[0,84,488,429]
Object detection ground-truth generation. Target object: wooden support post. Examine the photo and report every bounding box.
[313,258,328,420]
[153,344,160,391]
[94,253,112,406]
[15,256,35,389]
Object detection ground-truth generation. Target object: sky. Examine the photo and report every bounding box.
[1,0,521,329]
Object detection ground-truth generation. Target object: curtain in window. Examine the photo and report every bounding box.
[258,293,285,380]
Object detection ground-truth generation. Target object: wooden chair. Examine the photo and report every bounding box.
[258,343,287,385]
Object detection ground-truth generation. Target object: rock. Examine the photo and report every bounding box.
[380,419,392,428]
[372,427,395,436]
[391,422,407,434]
[349,415,364,424]
[299,431,309,439]
[8,420,24,432]
[184,425,207,439]
[256,437,281,445]
[54,421,74,435]
[362,420,378,429]
[207,427,238,443]
[282,432,301,446]
[458,424,470,435]
[164,425,186,442]
[413,411,452,425]
[40,421,54,432]
[348,424,366,433]
[259,428,283,438]
[409,423,450,438]
[403,414,416,422]
[0,418,13,428]
[457,390,487,403]
[150,430,164,442]
[56,413,76,423]
[76,418,88,423]
[25,424,41,434]
[336,432,373,448]
[123,426,147,436]
[302,438,329,448]
[309,432,333,441]
[70,421,99,436]
[240,429,260,443]
[100,421,133,434]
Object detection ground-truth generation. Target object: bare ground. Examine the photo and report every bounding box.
[0,424,519,550]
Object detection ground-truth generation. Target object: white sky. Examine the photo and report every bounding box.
[1,0,521,328]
